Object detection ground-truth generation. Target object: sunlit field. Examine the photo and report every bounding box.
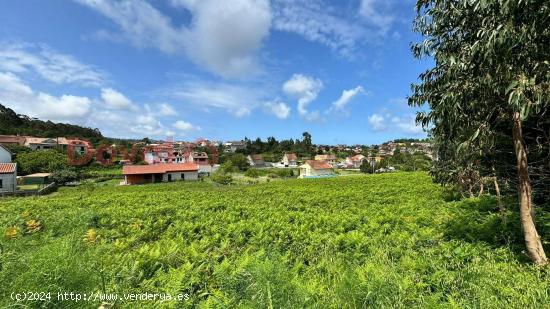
[1,173,549,308]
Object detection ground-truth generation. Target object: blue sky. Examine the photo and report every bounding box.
[0,0,430,145]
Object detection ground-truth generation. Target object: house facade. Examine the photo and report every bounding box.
[122,163,199,185]
[188,152,209,165]
[0,145,12,163]
[299,160,335,178]
[345,154,366,168]
[282,153,298,167]
[314,154,337,166]
[0,135,26,146]
[224,141,246,153]
[247,154,266,167]
[0,163,17,193]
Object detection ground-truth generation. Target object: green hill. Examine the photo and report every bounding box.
[1,173,548,307]
[0,103,103,141]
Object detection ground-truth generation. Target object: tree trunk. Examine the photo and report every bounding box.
[511,112,548,265]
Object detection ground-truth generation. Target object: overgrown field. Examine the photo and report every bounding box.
[1,173,549,308]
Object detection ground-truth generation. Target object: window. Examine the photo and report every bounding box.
[181,173,185,180]
[168,174,172,182]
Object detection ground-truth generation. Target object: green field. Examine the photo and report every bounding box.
[1,173,549,308]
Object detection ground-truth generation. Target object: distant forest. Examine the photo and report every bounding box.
[0,103,103,142]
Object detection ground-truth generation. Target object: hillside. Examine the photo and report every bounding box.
[0,103,103,140]
[1,173,549,307]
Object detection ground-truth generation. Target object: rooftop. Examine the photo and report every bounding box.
[123,163,199,175]
[303,160,333,170]
[0,163,16,174]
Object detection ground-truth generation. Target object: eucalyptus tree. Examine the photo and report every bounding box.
[409,0,550,264]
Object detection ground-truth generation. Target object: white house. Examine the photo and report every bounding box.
[314,154,337,166]
[299,160,335,178]
[122,163,199,185]
[224,141,247,153]
[0,163,17,193]
[345,154,366,168]
[282,153,298,167]
[0,144,12,163]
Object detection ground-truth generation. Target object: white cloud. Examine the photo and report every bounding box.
[101,87,136,110]
[368,113,386,131]
[263,100,290,119]
[272,0,366,57]
[159,103,177,116]
[74,0,185,54]
[328,86,364,112]
[172,120,200,136]
[76,0,271,78]
[0,70,179,139]
[368,112,424,134]
[391,116,424,134]
[173,0,272,78]
[282,73,323,121]
[168,79,262,117]
[0,42,105,87]
[0,72,92,122]
[173,120,194,131]
[359,0,396,34]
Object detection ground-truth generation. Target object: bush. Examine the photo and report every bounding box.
[244,169,260,178]
[16,150,68,175]
[221,154,249,171]
[51,169,80,184]
[360,161,374,174]
[212,171,233,185]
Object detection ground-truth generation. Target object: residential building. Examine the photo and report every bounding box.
[282,153,298,167]
[247,154,266,167]
[299,160,335,178]
[0,135,25,146]
[24,137,59,150]
[0,144,12,163]
[224,141,247,153]
[122,163,199,185]
[0,162,17,193]
[143,144,173,164]
[188,152,209,165]
[314,154,337,166]
[345,154,366,168]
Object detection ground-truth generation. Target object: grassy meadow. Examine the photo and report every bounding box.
[1,173,549,308]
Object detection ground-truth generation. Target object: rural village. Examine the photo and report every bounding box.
[2,0,549,307]
[0,129,434,194]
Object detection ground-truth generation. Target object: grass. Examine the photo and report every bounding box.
[1,172,549,308]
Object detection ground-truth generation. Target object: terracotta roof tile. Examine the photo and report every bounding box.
[0,163,16,174]
[304,160,332,170]
[123,163,199,175]
[285,153,297,160]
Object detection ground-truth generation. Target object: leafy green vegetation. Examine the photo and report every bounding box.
[410,0,550,264]
[15,150,68,175]
[1,173,549,308]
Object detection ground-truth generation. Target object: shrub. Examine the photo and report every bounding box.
[15,150,68,175]
[212,171,233,185]
[244,169,260,178]
[51,169,79,184]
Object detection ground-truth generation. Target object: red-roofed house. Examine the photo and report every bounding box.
[0,163,17,193]
[122,163,199,185]
[282,153,298,167]
[299,160,335,178]
[345,154,366,168]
